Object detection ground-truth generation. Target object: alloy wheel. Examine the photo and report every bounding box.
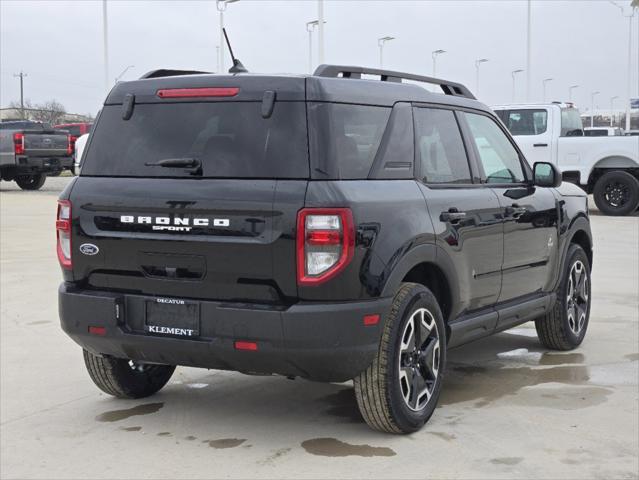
[398,307,441,411]
[566,260,589,335]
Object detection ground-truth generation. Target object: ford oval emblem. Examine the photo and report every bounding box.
[79,243,99,255]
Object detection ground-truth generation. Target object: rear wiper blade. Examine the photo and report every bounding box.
[144,158,201,168]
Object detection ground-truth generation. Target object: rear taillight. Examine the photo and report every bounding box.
[297,208,354,286]
[13,133,24,156]
[56,200,72,269]
[66,135,74,155]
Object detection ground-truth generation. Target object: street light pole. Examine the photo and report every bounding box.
[591,91,600,128]
[569,84,579,102]
[317,0,325,64]
[609,2,636,131]
[378,36,395,69]
[216,0,239,73]
[306,21,319,73]
[432,49,445,77]
[475,58,488,96]
[610,96,619,127]
[102,0,109,95]
[542,77,553,102]
[511,69,524,102]
[526,0,532,102]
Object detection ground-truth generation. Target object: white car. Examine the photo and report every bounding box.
[492,102,639,216]
[73,133,89,175]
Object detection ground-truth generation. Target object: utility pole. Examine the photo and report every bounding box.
[317,0,325,64]
[102,0,109,95]
[13,71,27,119]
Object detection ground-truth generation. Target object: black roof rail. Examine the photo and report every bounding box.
[140,69,212,79]
[313,64,476,100]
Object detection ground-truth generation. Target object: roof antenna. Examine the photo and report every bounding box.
[222,28,248,74]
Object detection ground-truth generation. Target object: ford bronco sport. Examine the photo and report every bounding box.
[57,65,593,434]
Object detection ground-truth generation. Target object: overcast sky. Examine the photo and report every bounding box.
[1,0,637,116]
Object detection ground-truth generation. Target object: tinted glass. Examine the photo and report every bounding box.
[56,125,82,136]
[502,109,548,135]
[464,112,525,184]
[414,108,471,184]
[308,103,390,179]
[81,102,309,178]
[560,108,583,136]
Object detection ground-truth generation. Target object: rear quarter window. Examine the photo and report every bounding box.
[308,103,391,179]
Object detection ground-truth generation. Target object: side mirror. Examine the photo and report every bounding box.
[533,162,561,188]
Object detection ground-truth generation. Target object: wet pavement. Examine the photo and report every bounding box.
[1,177,637,479]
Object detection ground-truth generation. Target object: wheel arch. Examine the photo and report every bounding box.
[587,156,639,191]
[380,244,459,326]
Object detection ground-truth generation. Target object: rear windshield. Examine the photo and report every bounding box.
[81,102,309,178]
[560,108,584,137]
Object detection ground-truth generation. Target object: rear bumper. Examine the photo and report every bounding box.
[14,155,72,173]
[58,283,392,382]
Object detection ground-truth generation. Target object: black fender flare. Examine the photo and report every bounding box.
[552,214,592,291]
[380,243,461,321]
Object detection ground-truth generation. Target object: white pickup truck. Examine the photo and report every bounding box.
[492,103,639,216]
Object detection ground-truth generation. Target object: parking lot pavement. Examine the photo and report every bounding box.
[1,177,637,480]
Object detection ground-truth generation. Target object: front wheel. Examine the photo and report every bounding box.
[83,349,175,399]
[15,174,46,190]
[593,170,639,216]
[354,283,446,434]
[535,244,591,350]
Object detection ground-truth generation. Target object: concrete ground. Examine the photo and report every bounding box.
[1,177,638,479]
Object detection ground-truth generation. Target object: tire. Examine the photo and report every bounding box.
[535,244,591,350]
[15,174,46,191]
[354,283,446,434]
[47,170,61,177]
[593,170,639,216]
[83,349,175,399]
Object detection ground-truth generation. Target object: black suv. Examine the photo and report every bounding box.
[57,65,593,434]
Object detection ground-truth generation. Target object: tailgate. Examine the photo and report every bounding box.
[23,130,68,156]
[69,177,306,304]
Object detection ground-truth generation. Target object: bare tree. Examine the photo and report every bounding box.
[8,99,66,124]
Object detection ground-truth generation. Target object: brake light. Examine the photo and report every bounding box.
[66,135,74,155]
[156,87,239,98]
[297,208,354,286]
[56,200,72,269]
[13,132,24,156]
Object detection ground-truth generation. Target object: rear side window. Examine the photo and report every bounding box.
[308,103,390,179]
[501,109,548,136]
[414,108,471,184]
[560,108,584,137]
[81,102,309,178]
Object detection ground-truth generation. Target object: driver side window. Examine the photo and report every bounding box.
[464,112,525,184]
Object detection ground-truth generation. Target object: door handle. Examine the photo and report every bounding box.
[505,204,527,218]
[440,208,467,223]
[533,143,548,147]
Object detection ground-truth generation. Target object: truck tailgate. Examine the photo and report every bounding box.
[23,130,68,157]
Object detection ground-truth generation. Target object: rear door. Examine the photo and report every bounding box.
[496,108,553,167]
[460,111,559,303]
[73,97,309,304]
[413,106,504,314]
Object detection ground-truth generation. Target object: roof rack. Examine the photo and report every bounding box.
[140,69,212,79]
[313,64,475,100]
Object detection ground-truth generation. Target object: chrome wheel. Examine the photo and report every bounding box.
[566,260,589,335]
[398,307,441,411]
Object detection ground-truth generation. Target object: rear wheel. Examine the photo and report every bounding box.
[535,244,591,350]
[593,170,639,216]
[354,283,446,434]
[83,349,175,399]
[15,174,46,191]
